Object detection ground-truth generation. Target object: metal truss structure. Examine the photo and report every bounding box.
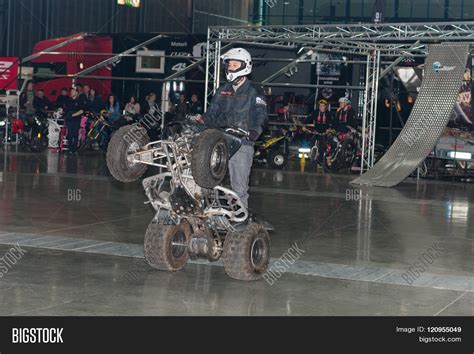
[205,21,474,173]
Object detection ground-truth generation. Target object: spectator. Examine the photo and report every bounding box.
[124,96,141,117]
[105,94,121,123]
[173,93,188,122]
[19,82,35,122]
[64,87,84,154]
[55,88,70,110]
[79,84,90,108]
[87,88,103,113]
[188,93,203,115]
[142,92,160,117]
[76,83,84,97]
[33,89,52,112]
[277,100,290,122]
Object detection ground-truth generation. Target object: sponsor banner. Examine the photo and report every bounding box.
[0,57,19,90]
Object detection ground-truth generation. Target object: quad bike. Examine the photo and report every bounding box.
[254,125,295,169]
[106,118,271,281]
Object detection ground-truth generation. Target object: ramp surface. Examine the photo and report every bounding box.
[352,44,470,187]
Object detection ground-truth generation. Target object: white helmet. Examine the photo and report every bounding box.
[221,48,252,82]
[339,97,351,104]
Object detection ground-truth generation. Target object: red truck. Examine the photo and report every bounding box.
[31,33,113,102]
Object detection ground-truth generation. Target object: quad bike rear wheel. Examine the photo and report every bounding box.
[222,223,270,281]
[268,149,287,169]
[106,124,149,182]
[191,129,229,188]
[144,219,192,271]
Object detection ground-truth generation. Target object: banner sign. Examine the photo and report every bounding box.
[0,57,19,90]
[373,0,386,23]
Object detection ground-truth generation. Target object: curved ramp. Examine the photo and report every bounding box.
[352,44,470,187]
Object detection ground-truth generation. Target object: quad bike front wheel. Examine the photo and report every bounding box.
[144,219,192,271]
[106,124,149,182]
[191,129,229,188]
[223,223,270,281]
[268,149,287,169]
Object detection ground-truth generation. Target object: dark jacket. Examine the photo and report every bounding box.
[305,110,335,133]
[203,79,267,145]
[33,96,52,111]
[55,95,70,110]
[87,96,103,113]
[189,100,203,115]
[78,93,89,108]
[334,106,357,132]
[141,100,160,116]
[19,91,35,112]
[64,96,84,117]
[173,101,188,122]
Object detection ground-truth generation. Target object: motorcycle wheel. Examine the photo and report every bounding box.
[191,129,229,188]
[268,149,287,169]
[106,124,150,182]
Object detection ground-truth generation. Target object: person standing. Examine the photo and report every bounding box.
[64,87,84,155]
[79,84,91,110]
[55,88,70,110]
[19,82,36,123]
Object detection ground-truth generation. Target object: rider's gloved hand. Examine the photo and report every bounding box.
[248,129,260,141]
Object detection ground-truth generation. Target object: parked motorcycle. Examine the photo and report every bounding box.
[78,111,112,153]
[23,110,49,152]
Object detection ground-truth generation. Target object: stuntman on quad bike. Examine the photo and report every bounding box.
[106,48,272,281]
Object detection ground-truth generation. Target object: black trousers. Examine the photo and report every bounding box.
[67,118,80,152]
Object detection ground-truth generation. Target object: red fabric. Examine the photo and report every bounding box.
[0,57,19,90]
[11,118,23,133]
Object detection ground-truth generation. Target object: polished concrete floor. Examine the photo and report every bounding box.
[0,148,473,315]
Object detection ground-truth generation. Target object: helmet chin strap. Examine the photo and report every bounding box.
[231,76,246,85]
